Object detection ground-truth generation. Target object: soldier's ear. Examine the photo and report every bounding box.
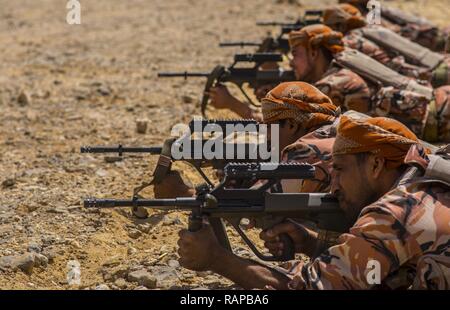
[309,47,319,61]
[371,155,386,179]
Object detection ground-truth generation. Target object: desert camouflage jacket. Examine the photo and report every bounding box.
[343,30,431,80]
[283,145,450,289]
[315,66,374,114]
[315,64,450,143]
[271,121,336,194]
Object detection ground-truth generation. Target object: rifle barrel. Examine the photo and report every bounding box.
[84,197,200,208]
[80,146,162,154]
[219,42,261,47]
[157,72,209,79]
[256,21,299,27]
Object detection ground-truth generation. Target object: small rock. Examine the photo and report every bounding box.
[97,87,111,96]
[136,223,151,234]
[202,278,222,286]
[181,95,193,104]
[149,265,179,288]
[136,119,148,134]
[104,156,122,163]
[128,229,142,239]
[18,91,30,106]
[68,240,81,249]
[0,256,15,270]
[15,253,36,274]
[27,242,42,253]
[34,253,48,268]
[159,245,172,254]
[111,266,129,280]
[127,247,137,255]
[134,286,149,290]
[95,169,108,177]
[102,257,121,268]
[26,204,39,212]
[114,278,127,289]
[42,248,58,263]
[95,284,110,290]
[2,179,15,188]
[162,215,182,226]
[127,270,157,289]
[167,259,180,269]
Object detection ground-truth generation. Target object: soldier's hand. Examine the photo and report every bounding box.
[207,84,235,109]
[153,170,195,198]
[177,224,222,271]
[259,221,318,257]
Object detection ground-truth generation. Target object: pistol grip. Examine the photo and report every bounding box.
[278,233,295,261]
[188,214,203,232]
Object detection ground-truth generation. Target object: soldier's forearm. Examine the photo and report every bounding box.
[210,247,291,290]
[228,97,259,119]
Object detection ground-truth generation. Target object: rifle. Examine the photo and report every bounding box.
[219,10,322,54]
[255,10,323,28]
[81,119,267,188]
[219,27,296,54]
[158,53,296,117]
[84,162,349,262]
[219,24,314,55]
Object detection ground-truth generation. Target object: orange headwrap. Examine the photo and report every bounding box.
[288,24,345,54]
[261,82,339,130]
[333,115,419,168]
[323,4,367,33]
[338,0,369,6]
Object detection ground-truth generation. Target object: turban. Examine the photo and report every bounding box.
[338,0,369,6]
[261,82,339,130]
[288,24,345,54]
[323,4,367,33]
[333,115,419,168]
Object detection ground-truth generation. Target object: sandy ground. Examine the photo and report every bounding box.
[0,0,448,290]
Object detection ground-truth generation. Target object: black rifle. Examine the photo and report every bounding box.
[84,162,349,262]
[220,11,322,54]
[81,119,270,187]
[219,27,296,54]
[255,10,323,27]
[158,53,296,117]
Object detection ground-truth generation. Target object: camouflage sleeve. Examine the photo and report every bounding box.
[280,141,332,193]
[372,86,429,138]
[315,68,373,114]
[434,85,450,142]
[343,32,391,65]
[285,205,419,289]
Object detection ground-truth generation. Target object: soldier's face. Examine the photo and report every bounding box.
[265,119,304,153]
[331,154,378,222]
[289,45,314,80]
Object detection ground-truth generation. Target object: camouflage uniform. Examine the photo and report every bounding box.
[343,30,431,80]
[314,64,450,142]
[283,145,450,289]
[374,85,450,142]
[314,66,374,114]
[339,1,449,51]
[274,122,336,194]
